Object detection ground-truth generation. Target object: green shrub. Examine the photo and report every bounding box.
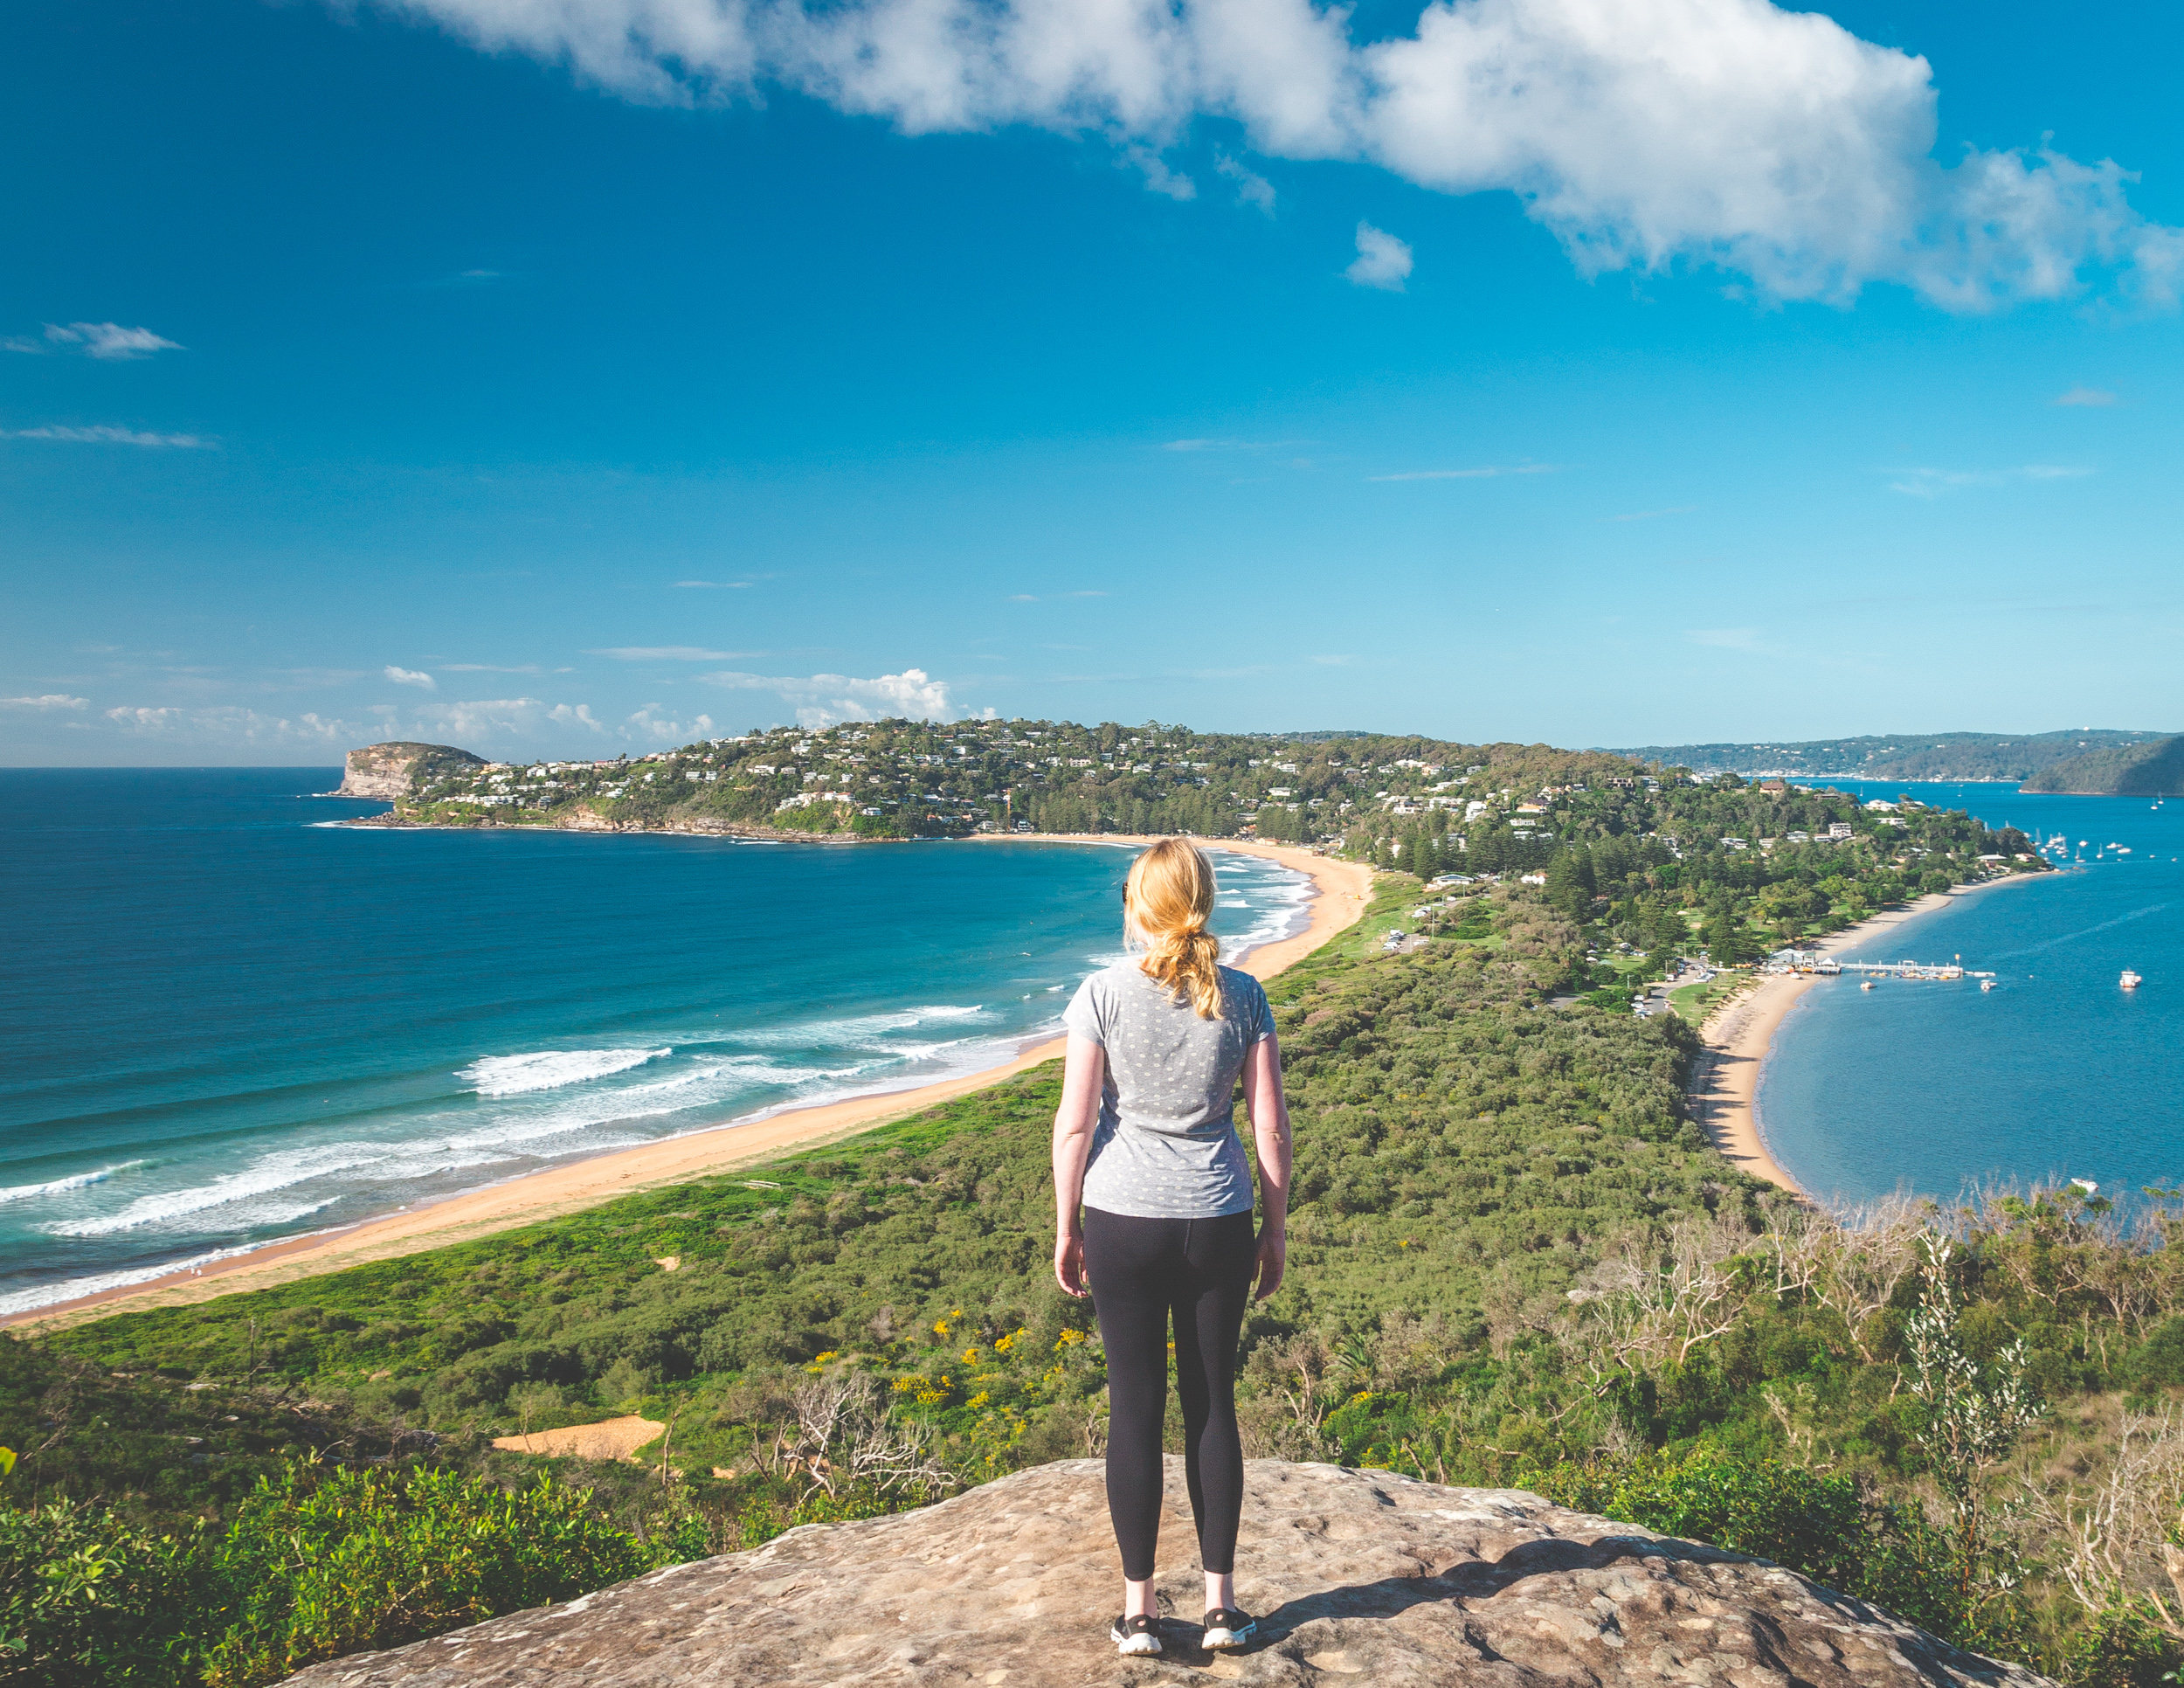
[1526,1449,1964,1643]
[2060,1599,2181,1688]
[199,1462,648,1688]
[0,1500,204,1687]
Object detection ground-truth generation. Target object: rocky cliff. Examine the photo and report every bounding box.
[279,1458,2049,1688]
[338,742,487,799]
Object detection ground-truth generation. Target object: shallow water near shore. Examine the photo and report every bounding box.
[1756,780,2184,1206]
[0,769,1312,1314]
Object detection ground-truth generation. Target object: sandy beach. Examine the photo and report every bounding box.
[1690,871,2055,1200]
[12,839,1372,1333]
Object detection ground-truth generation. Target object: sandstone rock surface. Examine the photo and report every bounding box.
[281,1458,2052,1688]
[339,742,485,799]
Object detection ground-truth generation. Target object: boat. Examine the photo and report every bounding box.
[1980,979,1994,992]
[2121,970,2143,991]
[1860,979,1876,991]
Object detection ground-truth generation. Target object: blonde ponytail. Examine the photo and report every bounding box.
[1124,839,1224,1019]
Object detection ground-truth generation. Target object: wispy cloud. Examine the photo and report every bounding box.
[1887,464,2094,496]
[2054,386,2117,407]
[625,705,715,743]
[2,425,211,448]
[5,322,183,359]
[384,665,438,691]
[588,646,757,661]
[2,694,89,709]
[672,579,750,589]
[103,705,351,741]
[698,666,985,728]
[1370,463,1559,482]
[439,663,558,674]
[1344,222,1413,291]
[1215,151,1275,214]
[1687,627,1763,651]
[1161,438,1302,453]
[1610,505,1697,522]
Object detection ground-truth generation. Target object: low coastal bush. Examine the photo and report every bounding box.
[0,1461,653,1688]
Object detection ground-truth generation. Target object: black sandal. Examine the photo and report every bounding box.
[1110,1613,1163,1656]
[1201,1608,1256,1652]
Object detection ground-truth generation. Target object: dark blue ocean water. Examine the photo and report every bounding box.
[0,770,1311,1314]
[1756,780,2184,1206]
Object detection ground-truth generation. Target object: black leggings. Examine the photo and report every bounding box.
[1082,1206,1256,1581]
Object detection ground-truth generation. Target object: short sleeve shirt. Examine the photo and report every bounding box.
[1062,962,1274,1219]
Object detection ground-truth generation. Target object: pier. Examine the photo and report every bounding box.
[1763,949,1995,980]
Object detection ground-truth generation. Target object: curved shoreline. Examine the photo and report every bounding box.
[9,840,1372,1333]
[1693,872,2057,1201]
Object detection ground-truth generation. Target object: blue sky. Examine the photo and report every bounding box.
[3,0,2181,764]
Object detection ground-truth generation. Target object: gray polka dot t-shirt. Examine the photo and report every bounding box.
[1063,961,1274,1220]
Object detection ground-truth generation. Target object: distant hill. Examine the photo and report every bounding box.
[2022,735,2184,795]
[1607,729,2172,783]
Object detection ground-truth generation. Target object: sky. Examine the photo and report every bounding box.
[3,0,2182,765]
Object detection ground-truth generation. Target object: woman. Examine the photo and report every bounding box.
[1052,838,1292,1658]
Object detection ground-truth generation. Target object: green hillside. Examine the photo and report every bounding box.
[2022,734,2184,795]
[1608,728,2169,783]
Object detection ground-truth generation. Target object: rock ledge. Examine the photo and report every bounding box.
[283,1458,2053,1687]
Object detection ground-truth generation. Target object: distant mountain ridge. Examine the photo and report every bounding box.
[1607,729,2172,783]
[2023,735,2184,796]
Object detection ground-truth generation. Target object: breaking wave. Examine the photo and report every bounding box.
[459,1048,671,1097]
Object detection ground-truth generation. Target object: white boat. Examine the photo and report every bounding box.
[1980,979,1994,992]
[2121,970,2143,991]
[1860,980,1876,991]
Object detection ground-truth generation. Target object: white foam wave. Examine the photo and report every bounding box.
[460,1047,670,1096]
[41,1144,392,1237]
[0,1239,295,1318]
[0,1160,148,1206]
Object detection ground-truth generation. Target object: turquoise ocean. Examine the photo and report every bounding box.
[0,769,1314,1316]
[1757,780,2184,1206]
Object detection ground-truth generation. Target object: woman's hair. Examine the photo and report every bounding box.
[1125,838,1224,1019]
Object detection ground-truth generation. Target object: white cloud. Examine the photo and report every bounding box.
[2,425,211,448]
[103,705,350,741]
[698,665,973,726]
[2055,386,2117,406]
[8,322,183,359]
[672,579,750,589]
[1887,463,2094,496]
[368,0,2184,309]
[1215,151,1275,213]
[1345,221,1413,290]
[625,706,717,742]
[384,665,438,690]
[1369,463,1558,481]
[550,702,607,731]
[2,694,89,709]
[588,646,754,660]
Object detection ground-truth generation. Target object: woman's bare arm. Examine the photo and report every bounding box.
[1244,1032,1291,1301]
[1051,1033,1106,1297]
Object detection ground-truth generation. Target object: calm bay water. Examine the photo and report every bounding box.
[0,769,1311,1314]
[1757,780,2184,1205]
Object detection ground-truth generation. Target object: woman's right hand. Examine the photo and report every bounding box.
[1054,1230,1089,1298]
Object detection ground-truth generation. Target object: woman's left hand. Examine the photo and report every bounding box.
[1253,1228,1286,1302]
[1054,1229,1089,1298]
